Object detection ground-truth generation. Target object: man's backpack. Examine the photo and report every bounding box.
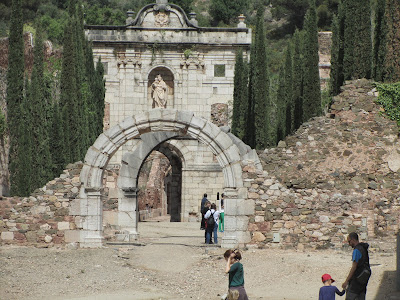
[207,211,215,228]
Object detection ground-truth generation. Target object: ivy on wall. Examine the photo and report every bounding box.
[375,82,400,128]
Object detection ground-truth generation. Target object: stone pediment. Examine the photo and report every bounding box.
[128,1,195,28]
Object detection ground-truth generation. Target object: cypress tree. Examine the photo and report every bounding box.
[329,7,345,96]
[284,45,294,135]
[15,78,33,196]
[6,0,25,196]
[232,49,248,140]
[29,23,53,189]
[343,0,372,80]
[75,1,91,156]
[253,3,271,149]
[60,17,79,163]
[302,0,321,122]
[276,65,286,143]
[94,57,106,137]
[373,0,387,82]
[50,102,66,176]
[245,42,256,148]
[292,29,303,131]
[383,0,400,83]
[85,39,97,143]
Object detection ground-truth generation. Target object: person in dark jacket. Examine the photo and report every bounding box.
[200,193,208,230]
[342,232,371,300]
[201,201,210,242]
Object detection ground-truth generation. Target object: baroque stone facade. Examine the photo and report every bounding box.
[84,0,253,241]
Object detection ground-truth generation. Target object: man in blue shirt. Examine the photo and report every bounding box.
[342,232,371,300]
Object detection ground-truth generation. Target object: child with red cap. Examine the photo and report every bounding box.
[319,273,345,300]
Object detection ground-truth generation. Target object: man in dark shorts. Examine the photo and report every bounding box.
[342,232,371,300]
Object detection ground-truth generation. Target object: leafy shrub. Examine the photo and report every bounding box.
[375,82,400,128]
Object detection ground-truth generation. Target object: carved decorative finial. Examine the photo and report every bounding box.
[156,0,168,4]
[189,12,198,26]
[126,11,135,25]
[237,14,246,28]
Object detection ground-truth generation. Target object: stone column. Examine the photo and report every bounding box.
[221,188,239,248]
[221,187,252,249]
[117,187,139,241]
[81,188,104,248]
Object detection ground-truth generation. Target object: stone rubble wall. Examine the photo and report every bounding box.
[0,163,83,247]
[247,79,400,250]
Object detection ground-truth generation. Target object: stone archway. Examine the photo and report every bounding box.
[124,137,184,224]
[79,109,250,248]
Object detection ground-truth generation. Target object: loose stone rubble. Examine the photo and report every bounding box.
[247,79,400,250]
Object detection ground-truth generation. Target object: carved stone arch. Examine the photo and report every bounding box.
[145,64,179,80]
[79,109,249,248]
[161,139,192,167]
[119,134,185,223]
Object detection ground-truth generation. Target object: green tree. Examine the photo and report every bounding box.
[270,0,309,34]
[50,101,66,176]
[372,0,386,82]
[171,0,194,13]
[342,0,372,80]
[75,1,91,156]
[252,3,271,149]
[6,0,25,196]
[29,22,53,189]
[292,29,303,130]
[84,5,126,26]
[17,77,33,196]
[329,2,345,96]
[302,0,321,122]
[382,0,400,82]
[93,57,106,138]
[232,49,248,140]
[276,65,286,143]
[284,44,294,135]
[244,42,256,148]
[60,15,79,163]
[209,0,248,26]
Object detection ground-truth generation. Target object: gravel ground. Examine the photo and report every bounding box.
[0,219,398,300]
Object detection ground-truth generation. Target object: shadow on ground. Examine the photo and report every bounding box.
[374,270,400,300]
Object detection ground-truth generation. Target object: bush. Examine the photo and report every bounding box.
[375,82,400,128]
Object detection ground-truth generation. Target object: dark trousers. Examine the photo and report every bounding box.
[346,281,367,300]
[346,290,366,300]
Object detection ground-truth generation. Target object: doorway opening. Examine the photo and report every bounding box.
[137,142,183,224]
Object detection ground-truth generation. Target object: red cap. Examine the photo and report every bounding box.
[322,274,335,283]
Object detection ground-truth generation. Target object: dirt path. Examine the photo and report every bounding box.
[0,219,398,300]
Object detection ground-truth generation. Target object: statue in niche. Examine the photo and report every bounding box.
[151,74,168,108]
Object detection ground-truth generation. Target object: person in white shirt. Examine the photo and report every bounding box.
[204,203,220,244]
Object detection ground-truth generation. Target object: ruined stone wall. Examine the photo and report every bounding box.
[247,79,400,250]
[0,163,82,247]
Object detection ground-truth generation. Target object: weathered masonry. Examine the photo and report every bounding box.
[81,0,259,247]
